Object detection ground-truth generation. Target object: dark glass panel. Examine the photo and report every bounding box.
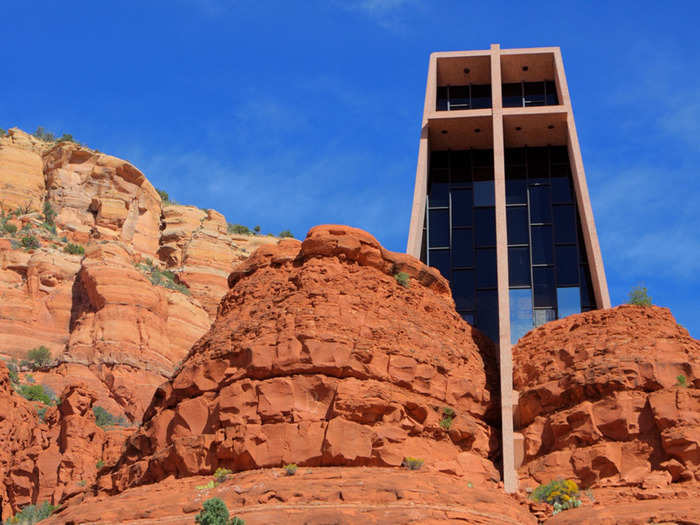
[476,248,497,288]
[472,149,493,167]
[556,245,579,286]
[428,209,449,247]
[553,205,577,243]
[471,84,492,109]
[451,189,473,227]
[524,81,546,106]
[506,206,529,245]
[506,147,526,165]
[429,249,450,279]
[531,225,553,264]
[450,86,469,108]
[420,227,427,263]
[527,147,549,183]
[460,311,475,325]
[550,146,568,164]
[452,229,474,267]
[580,264,595,308]
[529,185,552,223]
[452,269,475,310]
[508,246,531,286]
[437,86,448,111]
[533,267,556,308]
[545,81,559,105]
[474,181,495,207]
[510,288,533,344]
[476,290,499,342]
[431,150,449,169]
[428,169,449,207]
[506,165,527,204]
[475,207,496,247]
[502,83,522,107]
[450,150,470,184]
[551,172,573,203]
[557,287,581,319]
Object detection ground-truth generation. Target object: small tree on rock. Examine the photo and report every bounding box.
[628,285,652,306]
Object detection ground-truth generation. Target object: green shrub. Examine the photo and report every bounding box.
[156,188,177,206]
[278,229,294,238]
[96,459,104,469]
[195,480,217,490]
[43,201,57,226]
[93,405,127,428]
[20,234,40,250]
[4,359,20,385]
[214,467,232,483]
[194,497,245,525]
[25,373,35,384]
[33,126,56,142]
[58,133,75,142]
[253,225,261,234]
[64,243,85,255]
[440,407,455,431]
[148,267,190,295]
[0,128,6,137]
[677,374,688,388]
[1,221,17,235]
[37,406,48,422]
[628,285,652,306]
[41,222,56,235]
[227,223,251,235]
[17,384,56,405]
[402,457,424,470]
[4,501,57,524]
[284,463,297,476]
[26,346,52,368]
[394,272,410,288]
[531,479,581,514]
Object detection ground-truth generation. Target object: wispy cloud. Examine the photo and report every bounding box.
[334,0,420,31]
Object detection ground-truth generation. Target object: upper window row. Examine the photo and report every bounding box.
[437,81,558,111]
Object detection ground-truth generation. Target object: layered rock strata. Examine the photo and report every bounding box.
[105,225,501,492]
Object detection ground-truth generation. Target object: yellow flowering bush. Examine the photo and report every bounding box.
[531,479,581,514]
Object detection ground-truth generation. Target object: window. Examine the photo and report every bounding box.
[429,249,450,279]
[476,290,499,342]
[502,83,522,107]
[506,166,527,204]
[510,288,533,344]
[524,82,546,106]
[551,171,573,203]
[451,189,473,227]
[508,246,531,286]
[534,308,556,326]
[533,267,556,307]
[531,225,553,264]
[450,150,470,184]
[553,205,577,243]
[437,85,493,110]
[450,86,469,108]
[429,169,449,207]
[556,245,579,285]
[529,185,552,223]
[452,229,474,267]
[557,287,581,319]
[453,270,475,310]
[475,207,496,247]
[471,84,492,109]
[476,248,497,288]
[437,86,448,111]
[428,209,449,247]
[507,206,529,245]
[545,81,559,105]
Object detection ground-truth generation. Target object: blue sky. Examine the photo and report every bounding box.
[2,1,699,335]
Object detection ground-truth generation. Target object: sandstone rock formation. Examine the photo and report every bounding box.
[104,225,500,494]
[514,304,699,489]
[0,361,129,519]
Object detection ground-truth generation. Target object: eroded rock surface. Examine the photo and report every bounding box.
[105,225,500,493]
[514,305,700,488]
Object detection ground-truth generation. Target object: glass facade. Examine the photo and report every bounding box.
[421,145,595,345]
[437,85,492,110]
[422,148,498,342]
[502,81,558,107]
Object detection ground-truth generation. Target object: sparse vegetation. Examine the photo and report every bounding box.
[214,467,232,483]
[4,359,20,385]
[58,133,75,143]
[195,480,217,491]
[677,374,688,388]
[531,479,582,515]
[253,225,261,234]
[194,497,245,525]
[78,480,87,487]
[440,407,455,431]
[227,223,251,235]
[284,463,297,476]
[278,229,294,238]
[402,457,424,470]
[4,501,57,524]
[42,201,57,226]
[136,259,191,295]
[17,384,57,406]
[93,405,127,428]
[628,285,652,306]
[96,459,105,469]
[394,271,410,288]
[0,128,6,137]
[64,242,85,255]
[156,188,177,206]
[25,346,52,369]
[33,126,56,142]
[37,406,48,422]
[19,234,40,250]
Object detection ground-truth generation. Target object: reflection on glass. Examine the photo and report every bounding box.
[452,229,474,267]
[507,206,529,245]
[429,209,449,247]
[429,249,450,279]
[508,246,530,286]
[451,189,473,227]
[533,267,556,307]
[460,311,475,325]
[534,308,556,326]
[452,269,475,310]
[510,288,533,344]
[557,287,581,319]
[476,290,499,342]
